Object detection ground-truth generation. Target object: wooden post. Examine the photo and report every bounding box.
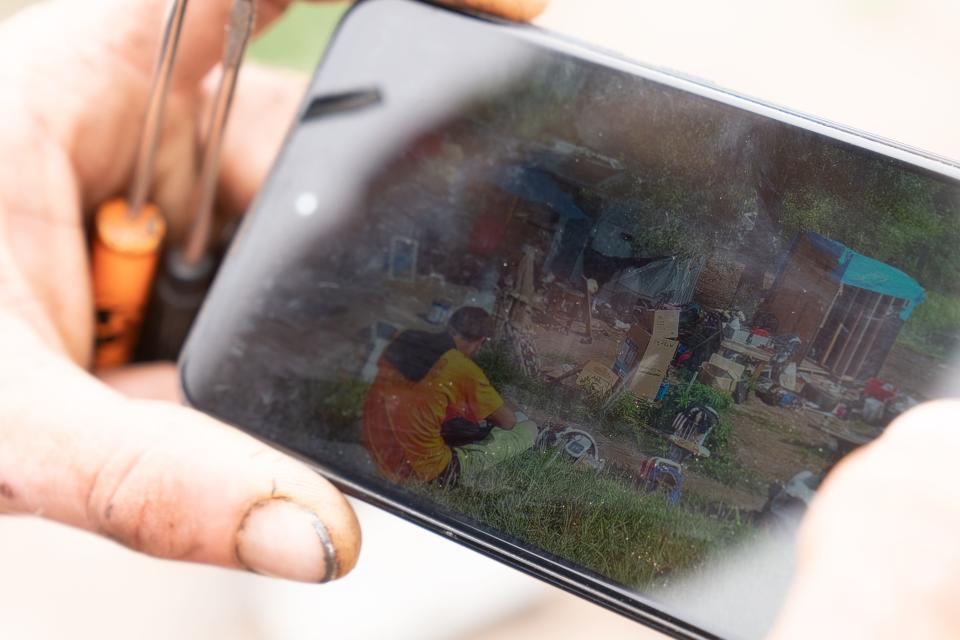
[849,295,894,379]
[831,289,868,376]
[840,291,883,379]
[582,276,594,344]
[806,282,844,362]
[821,286,856,369]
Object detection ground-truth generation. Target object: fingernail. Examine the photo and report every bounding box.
[236,498,338,583]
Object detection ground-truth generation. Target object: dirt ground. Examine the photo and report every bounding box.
[532,320,625,375]
[521,319,849,514]
[879,341,958,400]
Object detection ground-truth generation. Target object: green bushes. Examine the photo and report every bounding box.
[900,290,960,358]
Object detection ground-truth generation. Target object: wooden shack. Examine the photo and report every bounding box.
[755,233,925,381]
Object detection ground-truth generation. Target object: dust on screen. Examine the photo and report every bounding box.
[236,54,960,593]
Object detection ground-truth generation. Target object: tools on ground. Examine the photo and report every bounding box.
[138,0,256,361]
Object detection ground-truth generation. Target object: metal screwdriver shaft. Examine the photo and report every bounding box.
[184,0,256,265]
[136,0,257,361]
[128,0,191,220]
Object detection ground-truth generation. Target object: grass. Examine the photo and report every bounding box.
[416,451,749,588]
[477,341,745,458]
[248,1,349,72]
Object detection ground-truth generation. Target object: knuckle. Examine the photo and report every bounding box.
[86,447,198,559]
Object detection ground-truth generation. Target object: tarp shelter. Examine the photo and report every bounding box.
[493,165,589,221]
[757,232,926,381]
[804,233,925,320]
[596,256,705,310]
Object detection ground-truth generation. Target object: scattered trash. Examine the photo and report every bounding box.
[388,236,418,281]
[700,353,746,393]
[667,405,719,463]
[536,424,604,471]
[426,298,453,324]
[636,457,683,505]
[577,360,619,395]
[862,377,898,403]
[862,396,886,425]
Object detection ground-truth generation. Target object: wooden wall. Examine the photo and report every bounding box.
[755,236,841,352]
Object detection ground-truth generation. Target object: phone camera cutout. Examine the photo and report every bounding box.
[294,192,319,217]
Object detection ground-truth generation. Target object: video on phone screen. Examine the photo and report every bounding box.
[207,51,960,603]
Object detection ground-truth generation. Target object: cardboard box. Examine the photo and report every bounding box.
[701,363,737,393]
[614,310,680,400]
[627,336,679,399]
[701,354,746,394]
[577,360,620,395]
[615,309,679,374]
[708,353,746,380]
[637,309,679,340]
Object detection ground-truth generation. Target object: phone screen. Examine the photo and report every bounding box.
[182,1,960,637]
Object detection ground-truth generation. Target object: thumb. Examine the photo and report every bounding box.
[0,313,360,582]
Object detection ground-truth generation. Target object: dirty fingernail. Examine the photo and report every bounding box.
[236,498,338,583]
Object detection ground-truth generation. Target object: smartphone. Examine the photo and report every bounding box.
[180,1,960,637]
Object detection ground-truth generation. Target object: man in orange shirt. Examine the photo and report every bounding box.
[362,307,537,486]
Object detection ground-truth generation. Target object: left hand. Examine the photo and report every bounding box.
[0,0,545,581]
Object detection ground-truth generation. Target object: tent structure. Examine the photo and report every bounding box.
[757,232,925,381]
[803,233,925,320]
[596,256,705,310]
[493,165,589,221]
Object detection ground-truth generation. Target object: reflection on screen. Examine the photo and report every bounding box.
[200,44,960,637]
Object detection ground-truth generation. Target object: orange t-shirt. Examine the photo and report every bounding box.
[362,348,504,482]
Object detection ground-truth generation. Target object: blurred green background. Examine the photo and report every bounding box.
[0,0,349,72]
[248,1,348,71]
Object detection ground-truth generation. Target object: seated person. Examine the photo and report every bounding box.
[362,307,536,486]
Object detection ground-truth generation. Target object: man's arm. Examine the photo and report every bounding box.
[487,404,518,429]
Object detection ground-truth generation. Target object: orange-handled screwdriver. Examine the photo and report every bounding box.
[92,0,190,369]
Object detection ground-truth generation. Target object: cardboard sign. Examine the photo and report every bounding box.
[616,310,681,400]
[577,360,620,395]
[628,337,678,399]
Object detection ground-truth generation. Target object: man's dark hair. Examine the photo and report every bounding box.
[448,306,494,342]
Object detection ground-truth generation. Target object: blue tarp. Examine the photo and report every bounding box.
[806,232,925,320]
[493,166,589,220]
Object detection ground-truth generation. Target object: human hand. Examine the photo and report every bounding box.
[0,0,545,582]
[768,401,960,639]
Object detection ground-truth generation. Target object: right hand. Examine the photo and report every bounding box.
[768,400,960,639]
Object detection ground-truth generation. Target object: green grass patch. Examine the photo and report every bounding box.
[303,376,369,441]
[416,451,749,587]
[249,1,349,72]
